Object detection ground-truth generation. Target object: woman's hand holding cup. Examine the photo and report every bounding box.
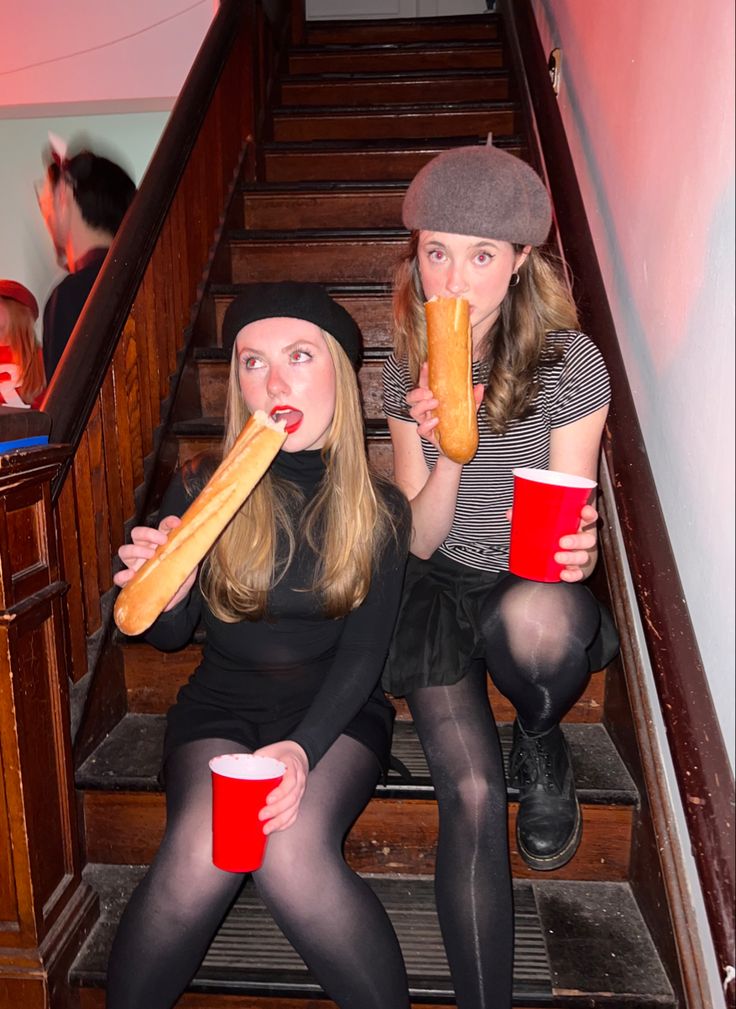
[554,503,599,582]
[256,740,309,834]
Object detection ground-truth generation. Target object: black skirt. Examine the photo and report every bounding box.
[163,679,394,776]
[382,551,619,698]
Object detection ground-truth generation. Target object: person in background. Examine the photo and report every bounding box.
[382,143,618,1008]
[0,280,45,409]
[36,145,136,381]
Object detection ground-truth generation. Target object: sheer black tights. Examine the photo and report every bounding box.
[407,669,513,1009]
[106,735,409,1009]
[479,575,601,732]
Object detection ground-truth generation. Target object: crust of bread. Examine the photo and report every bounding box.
[114,410,286,636]
[425,297,479,464]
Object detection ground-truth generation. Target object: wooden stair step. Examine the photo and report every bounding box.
[304,14,501,46]
[262,136,526,182]
[171,416,395,480]
[270,102,520,143]
[278,69,512,107]
[225,228,407,284]
[202,281,393,344]
[72,866,675,1007]
[194,346,387,421]
[77,716,635,878]
[288,41,506,75]
[122,640,606,723]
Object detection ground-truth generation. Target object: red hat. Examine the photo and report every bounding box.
[0,280,39,321]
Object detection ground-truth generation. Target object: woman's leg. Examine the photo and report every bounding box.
[252,734,410,1009]
[478,577,601,870]
[407,668,513,1009]
[106,737,250,1009]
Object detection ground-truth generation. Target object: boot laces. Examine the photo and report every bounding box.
[511,734,558,793]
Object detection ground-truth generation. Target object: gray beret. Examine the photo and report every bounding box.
[402,144,552,247]
[222,282,361,366]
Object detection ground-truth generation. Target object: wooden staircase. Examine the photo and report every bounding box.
[69,13,677,1008]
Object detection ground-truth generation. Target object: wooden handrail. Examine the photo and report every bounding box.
[502,0,734,996]
[42,0,254,494]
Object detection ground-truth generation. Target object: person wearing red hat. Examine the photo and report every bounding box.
[0,280,45,409]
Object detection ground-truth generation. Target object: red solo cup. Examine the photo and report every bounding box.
[508,467,596,582]
[209,754,285,872]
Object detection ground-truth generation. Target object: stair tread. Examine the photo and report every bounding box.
[227,227,407,241]
[208,278,391,292]
[283,67,510,83]
[71,866,674,1005]
[262,134,523,152]
[76,715,637,804]
[272,99,519,116]
[240,180,409,192]
[291,40,504,55]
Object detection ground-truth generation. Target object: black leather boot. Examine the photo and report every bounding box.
[508,720,582,871]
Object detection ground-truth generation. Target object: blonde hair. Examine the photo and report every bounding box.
[393,234,579,433]
[0,297,45,405]
[199,330,396,621]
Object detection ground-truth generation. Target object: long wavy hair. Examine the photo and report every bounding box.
[392,233,580,433]
[0,297,45,405]
[199,330,396,621]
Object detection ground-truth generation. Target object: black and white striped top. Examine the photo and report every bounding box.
[382,330,611,572]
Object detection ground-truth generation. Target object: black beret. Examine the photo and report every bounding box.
[222,282,361,366]
[403,143,552,247]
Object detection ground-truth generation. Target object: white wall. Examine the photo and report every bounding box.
[1,2,216,343]
[0,1,215,112]
[0,113,170,326]
[529,0,735,767]
[528,2,734,1003]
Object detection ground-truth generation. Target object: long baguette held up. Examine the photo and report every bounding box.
[114,410,287,637]
[425,296,479,464]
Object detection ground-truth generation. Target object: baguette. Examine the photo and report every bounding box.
[114,410,287,637]
[425,296,478,464]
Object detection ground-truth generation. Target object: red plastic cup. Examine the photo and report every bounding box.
[508,467,596,582]
[209,754,285,872]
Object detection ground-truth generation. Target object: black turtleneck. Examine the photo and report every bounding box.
[144,455,410,771]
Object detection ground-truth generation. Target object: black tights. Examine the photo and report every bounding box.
[406,576,600,1008]
[106,735,410,1009]
[479,575,601,732]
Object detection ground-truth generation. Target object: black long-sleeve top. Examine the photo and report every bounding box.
[147,449,410,770]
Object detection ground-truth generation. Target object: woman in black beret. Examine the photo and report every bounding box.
[107,282,412,1009]
[383,144,618,1007]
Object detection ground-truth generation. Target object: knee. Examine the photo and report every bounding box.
[482,582,593,669]
[438,768,505,825]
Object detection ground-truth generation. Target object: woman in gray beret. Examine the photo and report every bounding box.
[382,145,618,1007]
[107,282,412,1009]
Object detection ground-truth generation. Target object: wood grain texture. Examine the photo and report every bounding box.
[82,791,631,881]
[272,107,519,143]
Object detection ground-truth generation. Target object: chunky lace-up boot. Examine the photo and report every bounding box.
[508,720,582,871]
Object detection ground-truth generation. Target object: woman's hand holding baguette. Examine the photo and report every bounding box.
[115,515,198,614]
[407,362,484,456]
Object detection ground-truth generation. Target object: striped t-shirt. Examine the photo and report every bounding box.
[382,330,611,572]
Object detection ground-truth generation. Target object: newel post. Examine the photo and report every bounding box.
[0,445,97,1009]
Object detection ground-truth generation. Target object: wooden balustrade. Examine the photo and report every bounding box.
[0,446,97,1009]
